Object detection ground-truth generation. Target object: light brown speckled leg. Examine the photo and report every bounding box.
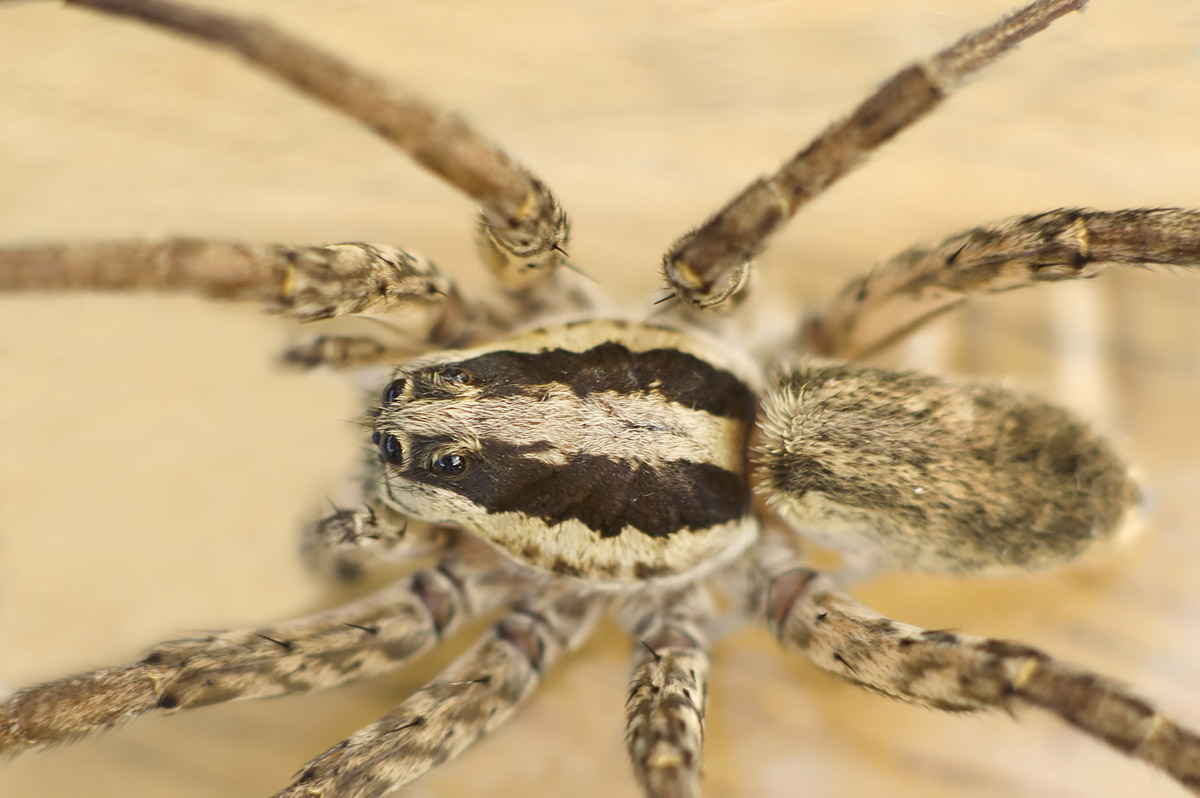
[273,586,603,798]
[803,208,1200,359]
[0,556,514,755]
[622,590,714,798]
[752,539,1200,795]
[63,0,570,288]
[662,0,1086,309]
[0,239,469,345]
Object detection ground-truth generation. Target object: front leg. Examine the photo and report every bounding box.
[662,0,1087,309]
[0,239,468,337]
[63,0,570,291]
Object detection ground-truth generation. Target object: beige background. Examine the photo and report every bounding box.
[2,1,1200,796]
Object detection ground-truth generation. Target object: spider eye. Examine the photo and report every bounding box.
[432,452,467,476]
[382,378,407,404]
[378,433,404,465]
[442,367,473,386]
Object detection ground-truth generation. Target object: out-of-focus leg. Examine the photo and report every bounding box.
[273,586,603,798]
[803,208,1200,359]
[0,555,516,754]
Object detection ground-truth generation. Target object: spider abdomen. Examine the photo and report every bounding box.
[374,320,762,585]
[757,362,1139,573]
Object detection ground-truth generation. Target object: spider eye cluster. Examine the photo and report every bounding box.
[374,366,475,474]
[374,435,469,476]
[375,431,404,465]
[441,367,473,386]
[382,377,407,404]
[433,452,467,476]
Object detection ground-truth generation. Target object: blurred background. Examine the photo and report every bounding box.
[1,1,1199,796]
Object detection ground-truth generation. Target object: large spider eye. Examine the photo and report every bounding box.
[432,452,467,476]
[442,367,473,386]
[378,433,404,465]
[382,378,407,404]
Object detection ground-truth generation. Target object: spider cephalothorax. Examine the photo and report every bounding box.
[371,320,761,586]
[2,1,1200,797]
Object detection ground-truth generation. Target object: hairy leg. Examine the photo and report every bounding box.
[0,239,469,340]
[63,0,569,289]
[802,208,1200,359]
[621,590,714,798]
[662,0,1085,309]
[300,500,458,582]
[0,555,515,754]
[751,539,1200,794]
[273,586,603,798]
[282,334,435,371]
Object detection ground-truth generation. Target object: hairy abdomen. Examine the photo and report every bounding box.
[757,362,1138,573]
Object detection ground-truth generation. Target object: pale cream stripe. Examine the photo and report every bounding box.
[395,388,745,473]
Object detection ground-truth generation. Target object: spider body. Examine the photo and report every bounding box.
[2,1,1200,796]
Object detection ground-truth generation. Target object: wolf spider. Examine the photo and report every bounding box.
[2,1,1200,796]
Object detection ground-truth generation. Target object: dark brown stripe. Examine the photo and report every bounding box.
[420,343,755,421]
[399,438,749,539]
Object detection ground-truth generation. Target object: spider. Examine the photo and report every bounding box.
[2,1,1200,796]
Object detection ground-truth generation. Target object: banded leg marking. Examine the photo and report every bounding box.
[752,542,1200,794]
[803,207,1200,359]
[274,587,603,798]
[0,557,511,754]
[0,239,467,339]
[63,0,569,286]
[662,0,1086,309]
[623,591,714,798]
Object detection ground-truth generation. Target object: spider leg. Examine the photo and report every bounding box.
[750,539,1200,795]
[621,589,714,798]
[272,585,603,798]
[0,238,470,343]
[0,555,515,755]
[300,501,457,582]
[281,334,431,371]
[61,0,570,291]
[662,0,1085,309]
[802,207,1200,359]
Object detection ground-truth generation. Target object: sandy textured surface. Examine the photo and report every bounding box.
[2,1,1200,796]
